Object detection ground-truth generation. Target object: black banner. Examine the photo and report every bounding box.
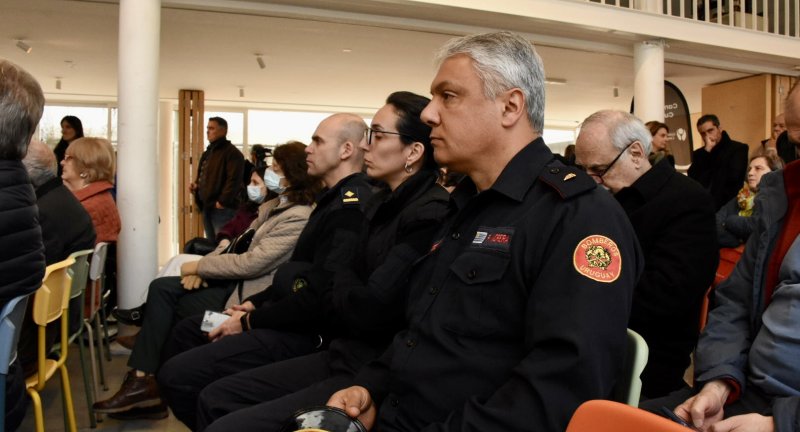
[630,81,693,166]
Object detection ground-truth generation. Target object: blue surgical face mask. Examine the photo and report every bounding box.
[247,185,266,203]
[263,168,286,193]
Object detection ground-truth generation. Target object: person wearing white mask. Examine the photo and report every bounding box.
[95,142,320,419]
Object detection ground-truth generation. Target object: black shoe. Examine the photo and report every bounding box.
[107,402,168,420]
[113,305,145,327]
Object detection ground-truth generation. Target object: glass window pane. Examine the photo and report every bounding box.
[248,111,335,148]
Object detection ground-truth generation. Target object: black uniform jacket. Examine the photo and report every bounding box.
[615,159,718,397]
[687,131,749,211]
[36,177,96,264]
[356,139,644,432]
[245,173,373,330]
[325,170,450,372]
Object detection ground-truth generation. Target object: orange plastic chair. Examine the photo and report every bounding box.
[25,257,78,432]
[567,400,694,432]
[700,245,745,332]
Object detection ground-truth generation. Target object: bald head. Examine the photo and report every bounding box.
[22,139,57,187]
[306,113,367,187]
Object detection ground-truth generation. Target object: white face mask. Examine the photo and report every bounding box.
[247,185,266,203]
[263,168,286,193]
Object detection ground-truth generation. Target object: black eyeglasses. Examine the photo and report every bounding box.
[577,141,635,181]
[366,127,414,146]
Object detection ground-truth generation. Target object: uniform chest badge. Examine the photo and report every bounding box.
[573,235,621,283]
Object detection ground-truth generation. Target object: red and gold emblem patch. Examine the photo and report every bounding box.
[573,235,622,283]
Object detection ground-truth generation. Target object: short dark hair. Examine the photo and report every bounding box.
[209,116,228,129]
[0,60,44,160]
[386,91,438,171]
[272,141,320,206]
[697,114,720,128]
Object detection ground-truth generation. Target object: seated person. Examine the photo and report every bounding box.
[643,82,800,432]
[161,91,450,431]
[92,142,317,417]
[645,120,676,167]
[716,150,783,247]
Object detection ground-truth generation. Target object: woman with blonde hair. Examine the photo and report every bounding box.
[61,137,120,243]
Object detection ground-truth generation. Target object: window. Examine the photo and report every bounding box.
[38,105,113,147]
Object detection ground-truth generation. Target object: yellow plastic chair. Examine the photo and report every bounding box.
[612,328,649,407]
[567,400,693,432]
[25,257,78,432]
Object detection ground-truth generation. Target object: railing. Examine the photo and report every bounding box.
[587,0,800,37]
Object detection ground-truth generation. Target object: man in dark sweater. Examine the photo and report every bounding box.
[190,117,245,238]
[575,110,719,399]
[688,114,749,210]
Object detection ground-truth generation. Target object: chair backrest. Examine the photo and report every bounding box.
[567,400,693,432]
[612,328,649,407]
[31,257,75,327]
[0,293,31,375]
[89,242,109,283]
[67,249,93,300]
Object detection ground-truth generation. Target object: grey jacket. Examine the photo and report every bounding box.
[196,197,312,307]
[696,168,800,432]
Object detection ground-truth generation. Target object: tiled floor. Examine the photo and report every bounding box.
[17,338,189,432]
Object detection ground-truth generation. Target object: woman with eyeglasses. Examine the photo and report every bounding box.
[158,91,451,432]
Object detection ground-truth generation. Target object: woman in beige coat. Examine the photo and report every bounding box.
[93,142,319,416]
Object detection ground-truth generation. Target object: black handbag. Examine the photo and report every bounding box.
[221,228,256,255]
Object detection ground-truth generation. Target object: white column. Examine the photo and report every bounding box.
[157,101,175,267]
[633,40,665,123]
[117,0,161,310]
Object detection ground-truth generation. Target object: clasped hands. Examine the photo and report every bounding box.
[180,260,207,290]
[208,301,256,342]
[672,380,774,432]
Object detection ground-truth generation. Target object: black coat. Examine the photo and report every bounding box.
[688,131,749,210]
[35,177,96,264]
[195,138,245,210]
[776,130,798,164]
[715,193,757,248]
[0,160,45,305]
[616,159,719,398]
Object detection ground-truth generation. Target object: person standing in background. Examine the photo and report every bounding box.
[53,115,84,177]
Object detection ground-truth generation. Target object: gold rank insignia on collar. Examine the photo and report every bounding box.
[292,277,308,293]
[564,173,577,181]
[342,189,359,203]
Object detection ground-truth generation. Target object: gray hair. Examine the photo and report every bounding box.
[22,139,57,187]
[435,31,546,133]
[0,60,45,160]
[582,110,652,155]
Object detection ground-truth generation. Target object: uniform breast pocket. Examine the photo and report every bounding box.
[441,251,512,338]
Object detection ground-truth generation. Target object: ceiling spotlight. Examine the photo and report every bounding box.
[544,77,567,86]
[15,40,32,54]
[55,78,62,90]
[239,87,245,98]
[255,54,266,70]
[613,87,619,98]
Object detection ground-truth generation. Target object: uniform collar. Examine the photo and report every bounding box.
[623,158,675,199]
[452,137,552,207]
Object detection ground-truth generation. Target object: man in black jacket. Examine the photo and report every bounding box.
[575,110,719,399]
[0,59,46,432]
[190,117,245,238]
[688,114,749,210]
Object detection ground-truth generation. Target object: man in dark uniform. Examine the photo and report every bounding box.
[190,117,245,238]
[688,114,749,210]
[575,110,718,399]
[328,31,644,432]
[155,113,374,427]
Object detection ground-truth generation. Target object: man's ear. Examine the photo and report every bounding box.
[499,88,526,128]
[339,140,354,160]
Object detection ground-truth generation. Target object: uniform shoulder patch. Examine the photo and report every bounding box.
[538,165,596,199]
[341,188,360,205]
[573,235,622,283]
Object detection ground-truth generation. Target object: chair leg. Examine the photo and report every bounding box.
[59,364,78,432]
[94,314,108,390]
[80,322,98,428]
[99,306,112,362]
[27,388,45,432]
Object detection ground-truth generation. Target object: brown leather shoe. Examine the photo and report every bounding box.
[116,332,138,350]
[93,370,162,413]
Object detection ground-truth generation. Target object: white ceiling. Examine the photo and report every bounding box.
[2,0,790,129]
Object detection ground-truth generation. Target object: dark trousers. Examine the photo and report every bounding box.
[203,207,236,239]
[127,276,233,374]
[200,350,356,432]
[158,321,321,431]
[4,359,28,432]
[640,383,775,418]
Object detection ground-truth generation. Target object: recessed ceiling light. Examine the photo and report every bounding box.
[342,48,352,53]
[544,78,567,85]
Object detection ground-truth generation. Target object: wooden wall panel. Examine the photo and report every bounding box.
[701,74,769,153]
[178,90,205,247]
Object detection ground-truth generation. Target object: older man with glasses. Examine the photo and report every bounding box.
[575,109,719,399]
